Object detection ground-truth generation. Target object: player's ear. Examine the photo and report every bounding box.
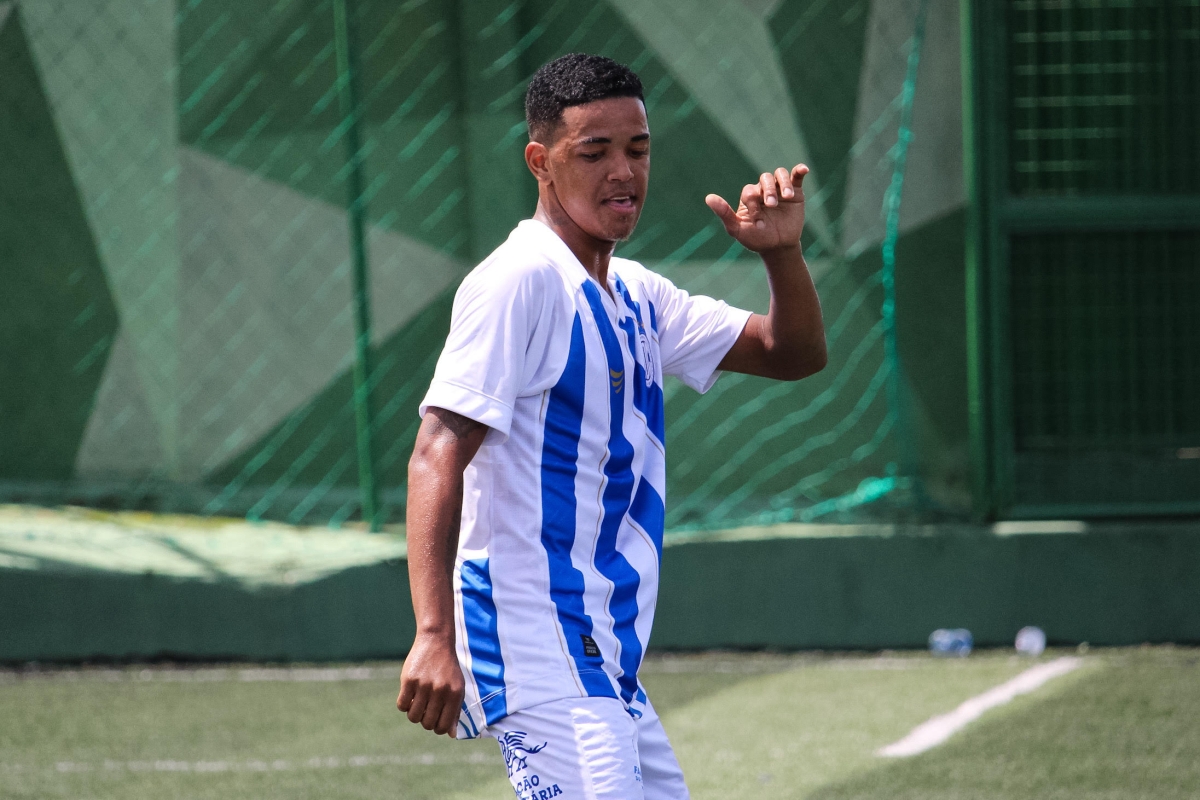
[525,141,551,184]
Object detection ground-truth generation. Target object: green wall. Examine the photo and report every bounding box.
[655,523,1200,649]
[4,524,1197,663]
[0,561,414,663]
[2,0,972,527]
[0,7,117,481]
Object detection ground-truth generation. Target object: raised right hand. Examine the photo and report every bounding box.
[704,164,809,254]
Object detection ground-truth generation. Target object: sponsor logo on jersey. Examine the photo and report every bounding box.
[499,731,547,777]
[512,772,563,799]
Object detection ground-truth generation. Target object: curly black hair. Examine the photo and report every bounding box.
[524,53,644,143]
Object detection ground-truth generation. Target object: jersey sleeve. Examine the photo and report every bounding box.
[419,263,551,440]
[646,270,753,394]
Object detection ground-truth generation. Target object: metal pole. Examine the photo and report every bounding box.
[960,0,995,520]
[333,0,380,531]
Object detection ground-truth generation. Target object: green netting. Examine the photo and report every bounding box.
[0,0,963,530]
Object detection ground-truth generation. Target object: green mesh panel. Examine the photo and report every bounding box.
[1009,230,1200,510]
[1012,230,1200,451]
[1008,0,1200,196]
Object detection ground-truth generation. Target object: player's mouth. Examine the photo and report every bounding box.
[602,195,639,214]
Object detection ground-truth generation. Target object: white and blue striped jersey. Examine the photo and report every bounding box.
[419,219,751,738]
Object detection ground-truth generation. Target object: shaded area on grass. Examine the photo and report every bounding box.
[641,652,793,714]
[662,652,1036,799]
[4,650,1195,800]
[0,659,768,800]
[0,670,496,800]
[809,649,1200,800]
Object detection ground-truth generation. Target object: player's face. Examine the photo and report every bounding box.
[546,96,650,243]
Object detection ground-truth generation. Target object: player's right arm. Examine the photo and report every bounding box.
[397,406,487,737]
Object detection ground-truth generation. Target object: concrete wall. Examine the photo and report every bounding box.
[5,523,1198,663]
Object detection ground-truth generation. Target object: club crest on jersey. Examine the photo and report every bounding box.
[637,327,656,386]
[622,312,657,387]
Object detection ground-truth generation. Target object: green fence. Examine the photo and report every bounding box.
[966,0,1200,518]
[2,0,975,529]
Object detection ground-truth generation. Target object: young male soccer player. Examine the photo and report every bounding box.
[397,53,827,798]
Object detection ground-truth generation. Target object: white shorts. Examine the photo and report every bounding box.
[485,696,689,800]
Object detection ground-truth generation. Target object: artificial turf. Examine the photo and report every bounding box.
[1,647,1193,799]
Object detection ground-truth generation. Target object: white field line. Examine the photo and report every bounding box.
[877,656,1084,758]
[0,666,386,685]
[1,752,491,776]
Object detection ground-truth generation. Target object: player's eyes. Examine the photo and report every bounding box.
[630,148,649,158]
[580,152,603,161]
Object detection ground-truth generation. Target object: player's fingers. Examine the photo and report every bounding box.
[405,683,430,725]
[704,194,738,234]
[741,183,765,227]
[420,690,444,731]
[397,675,416,713]
[792,163,810,193]
[775,167,795,200]
[759,172,779,208]
[434,694,460,737]
[740,182,763,215]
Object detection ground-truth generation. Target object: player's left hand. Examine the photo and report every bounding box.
[705,164,808,254]
[397,632,465,738]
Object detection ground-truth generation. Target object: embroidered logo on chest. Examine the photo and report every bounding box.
[637,326,656,386]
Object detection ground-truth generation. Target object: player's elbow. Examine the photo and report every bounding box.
[407,432,450,485]
[804,341,829,376]
[772,338,827,381]
[407,444,434,489]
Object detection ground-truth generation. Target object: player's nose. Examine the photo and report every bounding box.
[608,155,635,182]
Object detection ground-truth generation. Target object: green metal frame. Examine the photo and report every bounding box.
[333,0,381,531]
[964,0,1200,520]
[962,0,1003,519]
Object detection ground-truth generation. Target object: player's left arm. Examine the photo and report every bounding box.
[706,164,827,381]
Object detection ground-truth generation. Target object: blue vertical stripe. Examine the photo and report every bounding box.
[582,281,644,706]
[629,478,665,561]
[615,280,665,444]
[459,558,508,725]
[540,313,617,699]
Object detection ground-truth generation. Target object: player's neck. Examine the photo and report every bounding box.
[533,200,615,293]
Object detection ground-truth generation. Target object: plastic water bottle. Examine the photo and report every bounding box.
[1015,626,1046,657]
[928,628,973,657]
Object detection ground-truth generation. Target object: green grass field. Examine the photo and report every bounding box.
[2,647,1196,799]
